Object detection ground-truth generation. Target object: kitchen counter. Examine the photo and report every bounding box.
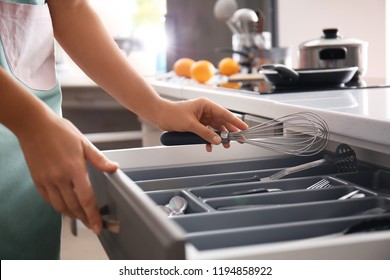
[150,77,390,158]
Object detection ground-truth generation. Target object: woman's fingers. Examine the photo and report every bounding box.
[82,138,119,173]
[59,182,89,224]
[44,183,74,218]
[72,170,102,234]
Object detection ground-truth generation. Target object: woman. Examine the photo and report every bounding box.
[0,0,248,259]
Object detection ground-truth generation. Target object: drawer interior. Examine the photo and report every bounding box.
[134,156,390,252]
[91,149,390,258]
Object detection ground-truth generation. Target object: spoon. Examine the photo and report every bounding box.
[231,8,258,34]
[167,196,188,215]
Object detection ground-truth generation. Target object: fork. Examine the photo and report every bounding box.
[306,178,333,190]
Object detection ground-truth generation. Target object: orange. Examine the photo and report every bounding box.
[218,57,240,76]
[190,60,215,83]
[173,58,195,78]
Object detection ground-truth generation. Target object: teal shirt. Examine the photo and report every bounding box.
[0,0,62,259]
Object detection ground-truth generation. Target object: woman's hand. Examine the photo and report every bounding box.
[18,114,118,234]
[1,67,118,235]
[156,97,249,152]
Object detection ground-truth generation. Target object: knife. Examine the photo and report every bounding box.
[227,188,281,196]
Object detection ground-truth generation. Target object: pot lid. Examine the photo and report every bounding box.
[299,28,367,48]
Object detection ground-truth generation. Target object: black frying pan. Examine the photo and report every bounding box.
[260,64,358,88]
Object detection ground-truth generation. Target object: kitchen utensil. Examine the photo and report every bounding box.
[219,188,282,197]
[260,64,358,88]
[350,193,365,199]
[330,143,358,173]
[203,143,356,187]
[231,8,258,34]
[216,192,366,211]
[299,28,368,79]
[261,142,358,178]
[167,196,188,215]
[217,205,274,211]
[204,159,327,186]
[232,33,272,51]
[230,33,273,72]
[160,112,329,157]
[306,178,332,190]
[216,41,281,73]
[157,196,189,216]
[227,72,264,82]
[255,9,265,34]
[337,190,360,200]
[213,0,239,34]
[217,192,366,211]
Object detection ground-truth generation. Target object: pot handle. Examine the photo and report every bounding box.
[261,64,300,83]
[319,47,347,60]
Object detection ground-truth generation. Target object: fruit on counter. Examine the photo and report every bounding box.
[173,58,195,78]
[190,60,215,83]
[218,57,240,76]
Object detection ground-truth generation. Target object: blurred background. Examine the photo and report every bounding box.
[57,0,389,80]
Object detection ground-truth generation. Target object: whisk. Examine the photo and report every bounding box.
[160,112,329,156]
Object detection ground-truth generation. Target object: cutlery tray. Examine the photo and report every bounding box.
[144,174,390,250]
[89,151,390,259]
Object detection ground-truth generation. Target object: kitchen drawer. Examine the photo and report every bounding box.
[88,144,390,259]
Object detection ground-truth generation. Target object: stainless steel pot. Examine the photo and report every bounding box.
[299,29,368,79]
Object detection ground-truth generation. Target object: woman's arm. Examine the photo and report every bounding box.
[0,67,118,234]
[47,0,166,125]
[47,0,248,145]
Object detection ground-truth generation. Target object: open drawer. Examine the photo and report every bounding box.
[88,144,390,259]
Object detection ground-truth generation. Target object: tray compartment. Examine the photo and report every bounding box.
[337,169,390,195]
[125,156,322,181]
[204,185,373,210]
[146,190,211,214]
[173,197,390,233]
[186,214,390,251]
[188,176,348,199]
[129,157,371,192]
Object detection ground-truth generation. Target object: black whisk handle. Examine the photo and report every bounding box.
[160,131,222,146]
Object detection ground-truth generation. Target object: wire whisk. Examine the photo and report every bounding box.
[160,112,329,156]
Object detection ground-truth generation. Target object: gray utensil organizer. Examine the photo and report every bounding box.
[88,152,390,259]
